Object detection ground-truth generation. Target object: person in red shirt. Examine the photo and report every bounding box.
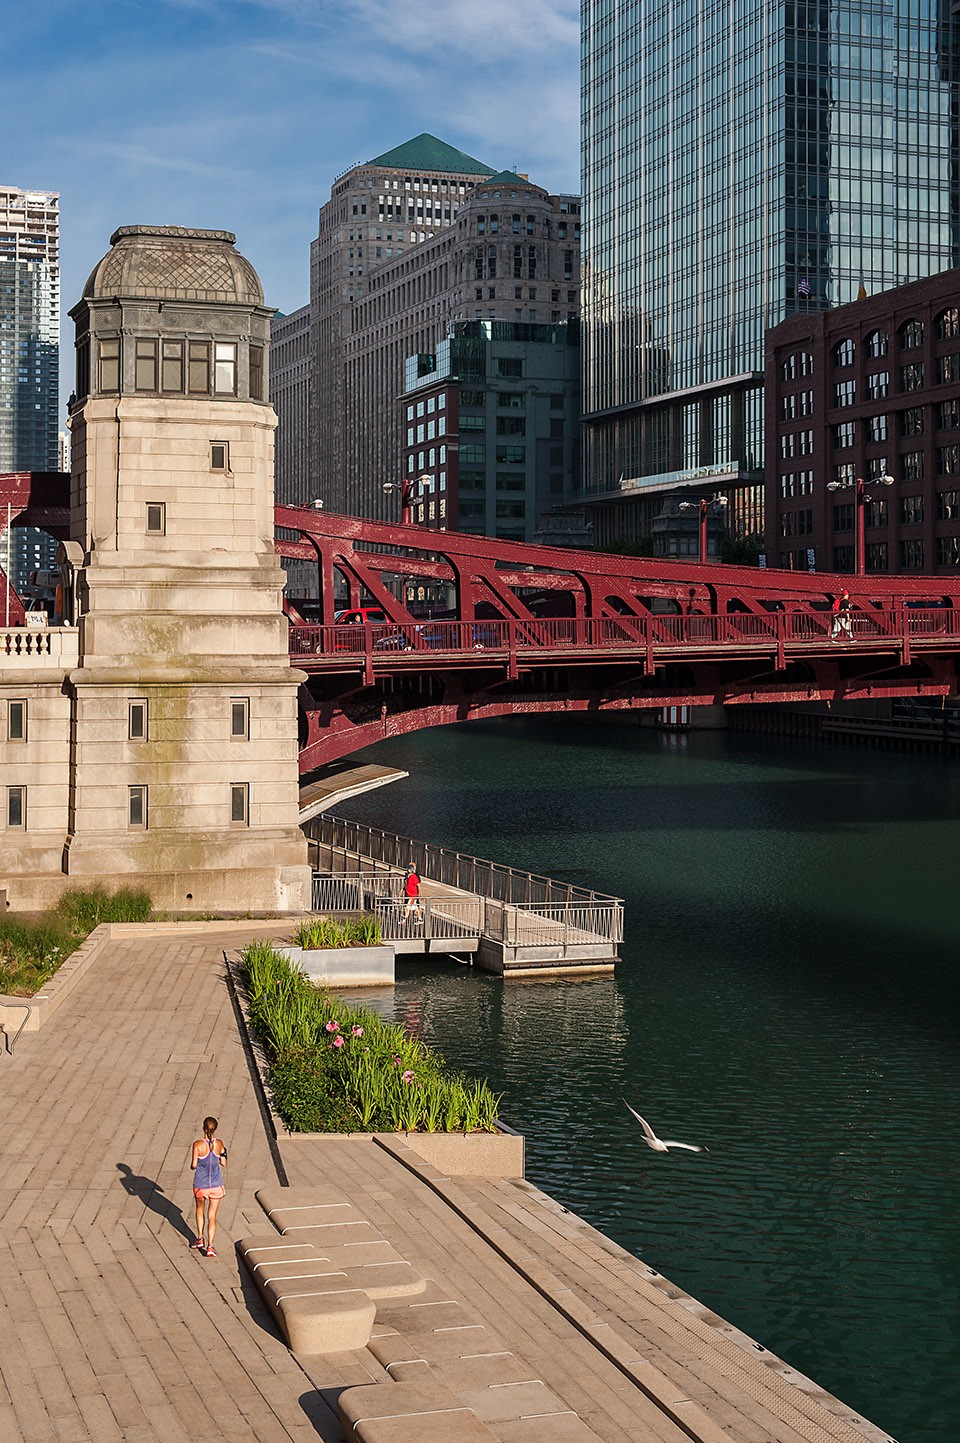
[830,590,853,640]
[403,863,422,920]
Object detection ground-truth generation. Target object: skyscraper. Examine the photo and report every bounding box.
[580,1,960,532]
[0,186,60,589]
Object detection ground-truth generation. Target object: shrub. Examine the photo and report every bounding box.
[239,942,500,1134]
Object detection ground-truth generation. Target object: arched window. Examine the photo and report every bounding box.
[899,318,924,349]
[936,308,960,340]
[833,338,855,368]
[865,330,888,358]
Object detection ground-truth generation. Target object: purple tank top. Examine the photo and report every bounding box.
[194,1140,223,1188]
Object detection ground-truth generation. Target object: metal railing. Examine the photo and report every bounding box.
[307,815,622,910]
[484,900,623,948]
[310,873,481,941]
[290,607,960,662]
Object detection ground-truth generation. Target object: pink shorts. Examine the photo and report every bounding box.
[193,1186,225,1200]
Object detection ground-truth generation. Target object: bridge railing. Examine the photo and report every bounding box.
[290,607,960,660]
[306,815,622,909]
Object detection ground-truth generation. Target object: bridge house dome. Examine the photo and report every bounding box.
[82,226,264,307]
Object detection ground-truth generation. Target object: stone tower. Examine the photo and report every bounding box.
[56,224,310,911]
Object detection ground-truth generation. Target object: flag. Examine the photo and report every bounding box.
[857,280,868,301]
[798,276,811,297]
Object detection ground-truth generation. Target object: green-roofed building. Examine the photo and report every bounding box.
[271,138,580,540]
[366,134,494,176]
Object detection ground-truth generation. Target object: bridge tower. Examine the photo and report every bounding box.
[22,224,310,911]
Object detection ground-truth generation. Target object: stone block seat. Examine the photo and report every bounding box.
[337,1284,604,1443]
[236,1187,426,1355]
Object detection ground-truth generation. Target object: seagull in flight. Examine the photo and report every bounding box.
[623,1100,707,1153]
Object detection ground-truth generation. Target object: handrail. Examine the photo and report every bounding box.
[290,607,960,665]
[2,1001,32,1055]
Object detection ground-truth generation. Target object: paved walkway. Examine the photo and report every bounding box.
[0,929,890,1443]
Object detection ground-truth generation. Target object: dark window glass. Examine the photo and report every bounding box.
[135,339,158,392]
[249,344,263,401]
[188,341,210,393]
[162,340,184,392]
[98,337,120,392]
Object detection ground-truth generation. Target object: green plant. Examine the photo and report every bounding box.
[238,943,500,1135]
[55,886,152,931]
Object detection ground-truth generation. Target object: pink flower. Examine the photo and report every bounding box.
[325,1020,340,1033]
[402,1070,415,1084]
[331,1035,345,1049]
[351,1025,364,1037]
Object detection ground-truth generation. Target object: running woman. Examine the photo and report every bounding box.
[190,1116,228,1257]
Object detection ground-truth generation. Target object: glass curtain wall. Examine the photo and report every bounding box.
[581,0,960,492]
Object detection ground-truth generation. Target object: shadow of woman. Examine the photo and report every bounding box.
[116,1163,193,1242]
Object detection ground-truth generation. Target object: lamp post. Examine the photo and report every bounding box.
[825,474,894,576]
[678,494,728,563]
[384,473,432,525]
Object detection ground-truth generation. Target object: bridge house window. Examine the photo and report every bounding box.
[128,785,147,829]
[98,337,120,392]
[214,343,237,395]
[231,699,249,740]
[249,344,263,400]
[128,700,148,741]
[230,783,249,826]
[146,502,166,535]
[7,786,26,829]
[8,700,27,742]
[135,338,158,391]
[188,342,211,393]
[162,340,184,392]
[210,442,230,471]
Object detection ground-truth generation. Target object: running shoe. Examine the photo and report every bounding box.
[204,1246,218,1258]
[190,1236,204,1250]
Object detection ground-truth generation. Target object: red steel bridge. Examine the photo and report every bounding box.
[4,474,960,774]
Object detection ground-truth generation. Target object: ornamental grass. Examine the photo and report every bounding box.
[0,886,153,997]
[240,941,501,1134]
[290,914,381,950]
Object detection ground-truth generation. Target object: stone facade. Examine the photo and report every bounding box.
[0,225,311,913]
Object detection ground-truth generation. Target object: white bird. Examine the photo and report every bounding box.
[623,1100,708,1153]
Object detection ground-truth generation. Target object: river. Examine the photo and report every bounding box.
[335,717,960,1442]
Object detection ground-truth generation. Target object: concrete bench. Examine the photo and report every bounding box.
[237,1188,426,1355]
[338,1373,499,1443]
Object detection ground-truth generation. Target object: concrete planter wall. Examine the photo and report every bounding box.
[276,943,394,987]
[281,1128,525,1178]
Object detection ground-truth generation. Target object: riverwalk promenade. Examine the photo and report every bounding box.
[0,926,892,1443]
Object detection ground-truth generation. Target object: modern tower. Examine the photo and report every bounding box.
[0,186,60,589]
[580,1,960,534]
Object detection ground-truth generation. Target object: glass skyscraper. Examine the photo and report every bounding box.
[581,0,960,501]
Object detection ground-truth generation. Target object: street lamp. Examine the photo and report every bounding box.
[678,494,728,563]
[384,473,432,525]
[825,474,894,577]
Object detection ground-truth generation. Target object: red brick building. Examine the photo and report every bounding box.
[766,270,960,575]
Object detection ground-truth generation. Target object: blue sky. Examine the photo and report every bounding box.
[4,0,580,405]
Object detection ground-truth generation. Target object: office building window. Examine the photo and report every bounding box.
[899,494,924,525]
[865,542,889,572]
[864,499,887,528]
[937,398,960,430]
[868,415,888,443]
[901,451,924,481]
[936,489,960,520]
[937,353,960,385]
[866,372,889,400]
[7,786,25,829]
[8,700,27,742]
[865,330,888,358]
[833,338,855,368]
[936,308,960,340]
[833,545,854,571]
[900,407,924,436]
[834,379,856,407]
[936,536,960,565]
[128,785,147,829]
[128,700,148,741]
[899,539,924,568]
[938,445,960,474]
[900,363,924,392]
[900,318,924,350]
[833,504,854,532]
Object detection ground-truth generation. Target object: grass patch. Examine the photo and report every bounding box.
[240,941,501,1134]
[0,886,153,997]
[291,914,382,950]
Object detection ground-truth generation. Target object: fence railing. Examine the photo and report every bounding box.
[290,607,960,662]
[306,815,622,910]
